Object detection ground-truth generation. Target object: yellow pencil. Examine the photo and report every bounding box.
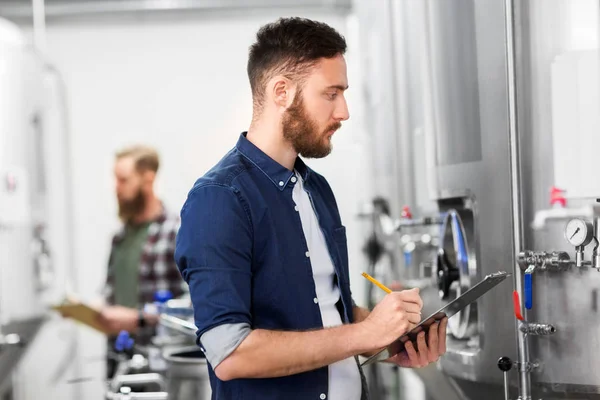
[361,272,392,294]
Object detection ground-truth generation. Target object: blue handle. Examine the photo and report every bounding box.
[524,273,532,310]
[404,251,412,268]
[154,289,173,303]
[114,330,134,352]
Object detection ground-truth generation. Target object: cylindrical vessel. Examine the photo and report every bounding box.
[163,347,212,400]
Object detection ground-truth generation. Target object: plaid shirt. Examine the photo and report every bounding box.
[104,204,186,307]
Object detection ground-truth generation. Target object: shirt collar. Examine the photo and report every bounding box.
[236,132,310,191]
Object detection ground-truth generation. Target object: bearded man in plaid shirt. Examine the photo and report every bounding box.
[98,145,185,348]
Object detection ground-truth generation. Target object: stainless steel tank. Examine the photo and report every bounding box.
[407,1,518,396]
[513,0,600,397]
[0,17,50,395]
[357,0,600,398]
[163,346,212,400]
[356,0,525,398]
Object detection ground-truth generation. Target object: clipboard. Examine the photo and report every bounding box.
[52,302,112,334]
[361,271,510,366]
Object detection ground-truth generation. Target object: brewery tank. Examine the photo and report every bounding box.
[0,17,52,395]
[358,0,599,398]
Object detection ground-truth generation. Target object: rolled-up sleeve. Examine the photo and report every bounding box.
[175,183,253,348]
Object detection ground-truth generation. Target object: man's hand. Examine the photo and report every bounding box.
[387,317,448,368]
[359,288,423,350]
[97,305,139,334]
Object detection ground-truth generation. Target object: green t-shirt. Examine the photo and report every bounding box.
[111,222,151,308]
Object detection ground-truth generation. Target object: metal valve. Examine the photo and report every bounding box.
[517,251,570,311]
[563,218,600,269]
[0,333,22,350]
[519,323,556,335]
[497,356,513,400]
[513,291,556,336]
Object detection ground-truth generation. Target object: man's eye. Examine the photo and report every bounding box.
[328,93,338,100]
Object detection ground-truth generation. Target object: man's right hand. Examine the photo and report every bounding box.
[97,305,139,334]
[360,288,423,349]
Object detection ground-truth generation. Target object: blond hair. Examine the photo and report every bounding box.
[115,145,160,173]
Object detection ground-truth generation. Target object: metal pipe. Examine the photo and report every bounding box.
[576,247,584,268]
[159,314,197,337]
[395,216,443,230]
[503,0,531,398]
[44,65,84,400]
[387,0,416,210]
[110,373,166,393]
[519,323,556,335]
[418,0,441,202]
[531,205,596,230]
[0,0,352,20]
[31,0,47,55]
[594,218,600,269]
[503,372,510,400]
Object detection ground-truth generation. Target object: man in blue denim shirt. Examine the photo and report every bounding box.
[175,17,448,400]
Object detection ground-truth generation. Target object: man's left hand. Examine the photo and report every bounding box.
[387,317,448,368]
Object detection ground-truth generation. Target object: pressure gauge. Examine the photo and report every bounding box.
[564,218,594,247]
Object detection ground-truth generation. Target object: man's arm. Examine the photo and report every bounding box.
[164,215,187,298]
[214,289,422,381]
[97,305,159,334]
[215,324,369,380]
[352,304,388,358]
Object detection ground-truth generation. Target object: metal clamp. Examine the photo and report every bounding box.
[513,293,557,335]
[517,251,571,272]
[516,361,539,373]
[519,323,556,336]
[0,333,21,349]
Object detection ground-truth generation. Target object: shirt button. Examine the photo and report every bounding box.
[320,394,327,400]
[305,251,310,258]
[294,205,299,211]
[291,176,297,183]
[313,298,319,304]
[278,181,284,187]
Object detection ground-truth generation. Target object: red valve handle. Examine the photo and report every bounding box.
[513,290,524,321]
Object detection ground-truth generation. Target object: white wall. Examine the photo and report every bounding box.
[31,9,371,398]
[550,0,599,199]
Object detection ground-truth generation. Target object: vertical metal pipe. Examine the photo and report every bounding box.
[593,217,600,268]
[503,370,511,400]
[387,0,416,210]
[31,0,47,56]
[419,0,440,201]
[503,0,531,399]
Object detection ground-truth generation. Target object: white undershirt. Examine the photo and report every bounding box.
[292,171,361,400]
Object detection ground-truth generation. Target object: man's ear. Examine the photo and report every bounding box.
[270,76,297,111]
[142,170,156,186]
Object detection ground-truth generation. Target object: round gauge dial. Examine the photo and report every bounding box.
[564,218,594,247]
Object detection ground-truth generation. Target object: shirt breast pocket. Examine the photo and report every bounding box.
[332,226,350,279]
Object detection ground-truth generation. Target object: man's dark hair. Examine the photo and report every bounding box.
[247,17,347,111]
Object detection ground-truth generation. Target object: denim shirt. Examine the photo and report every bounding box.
[175,132,368,400]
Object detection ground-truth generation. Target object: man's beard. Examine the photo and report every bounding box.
[282,90,341,159]
[118,188,146,223]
